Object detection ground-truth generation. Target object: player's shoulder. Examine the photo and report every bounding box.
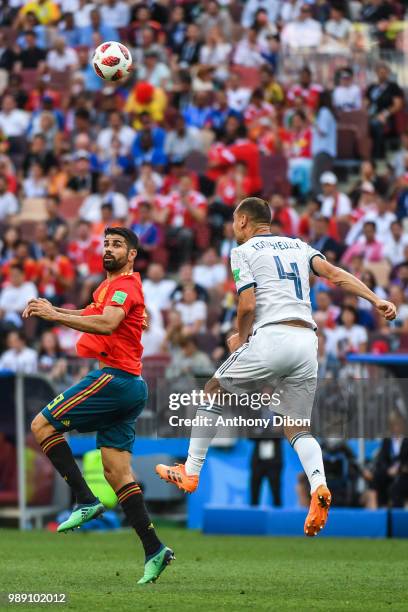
[111,272,142,289]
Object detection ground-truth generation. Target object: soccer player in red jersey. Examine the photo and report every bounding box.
[23,227,174,584]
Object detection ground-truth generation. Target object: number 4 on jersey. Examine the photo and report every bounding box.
[273,255,303,300]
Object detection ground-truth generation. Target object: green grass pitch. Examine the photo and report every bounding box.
[1,527,407,611]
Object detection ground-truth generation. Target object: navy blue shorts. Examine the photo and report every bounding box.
[41,367,147,452]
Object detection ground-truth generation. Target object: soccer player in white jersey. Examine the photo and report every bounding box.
[156,197,396,536]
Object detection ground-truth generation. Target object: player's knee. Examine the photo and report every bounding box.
[103,462,132,487]
[31,414,49,440]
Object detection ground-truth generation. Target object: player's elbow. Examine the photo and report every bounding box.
[329,265,347,286]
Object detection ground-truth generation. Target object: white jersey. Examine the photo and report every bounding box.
[230,234,325,331]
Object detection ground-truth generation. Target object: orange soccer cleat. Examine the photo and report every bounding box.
[304,484,332,537]
[155,463,199,493]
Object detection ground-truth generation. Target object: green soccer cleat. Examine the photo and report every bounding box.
[137,546,175,585]
[57,499,105,533]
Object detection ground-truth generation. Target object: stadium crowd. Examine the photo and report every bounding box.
[0,1,408,508]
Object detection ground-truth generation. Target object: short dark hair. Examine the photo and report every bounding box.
[10,263,24,273]
[236,197,272,225]
[104,227,139,250]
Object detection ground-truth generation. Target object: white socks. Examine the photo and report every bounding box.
[185,404,221,476]
[291,432,327,493]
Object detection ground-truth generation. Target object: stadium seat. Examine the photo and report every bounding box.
[338,110,371,160]
[20,69,39,91]
[16,198,48,222]
[230,65,261,89]
[59,195,84,219]
[48,70,72,92]
[260,153,290,198]
[185,151,208,175]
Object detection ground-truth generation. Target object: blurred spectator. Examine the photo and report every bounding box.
[175,284,207,335]
[0,176,18,222]
[192,247,227,292]
[326,306,368,359]
[199,27,232,82]
[100,0,130,29]
[37,237,75,303]
[138,50,171,89]
[1,240,38,283]
[197,1,233,40]
[78,8,118,46]
[241,0,280,28]
[309,214,344,262]
[311,91,337,194]
[67,219,103,305]
[141,309,166,357]
[131,119,167,169]
[364,410,408,508]
[287,67,322,110]
[164,114,198,162]
[314,290,341,329]
[22,133,57,176]
[125,81,167,126]
[170,263,209,304]
[166,335,213,380]
[324,6,352,49]
[142,263,176,312]
[250,438,282,506]
[342,221,383,265]
[285,110,313,198]
[96,111,135,159]
[333,67,363,112]
[226,72,251,113]
[130,201,160,270]
[233,28,264,68]
[46,36,78,72]
[0,263,38,328]
[0,94,29,137]
[38,329,68,386]
[366,62,404,159]
[281,4,322,51]
[0,330,38,373]
[79,175,128,223]
[16,30,46,70]
[383,220,408,266]
[270,194,298,236]
[22,162,48,198]
[179,23,202,66]
[320,171,351,225]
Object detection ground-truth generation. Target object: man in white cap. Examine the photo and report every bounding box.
[320,171,351,222]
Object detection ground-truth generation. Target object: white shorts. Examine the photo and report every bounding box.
[214,324,318,420]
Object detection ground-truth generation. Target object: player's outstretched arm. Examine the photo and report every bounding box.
[22,298,85,319]
[24,300,125,335]
[312,257,396,321]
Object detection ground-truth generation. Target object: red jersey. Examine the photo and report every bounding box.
[67,237,104,276]
[167,189,207,228]
[287,83,323,109]
[229,140,262,194]
[37,255,75,297]
[2,258,39,284]
[286,127,312,158]
[76,273,145,375]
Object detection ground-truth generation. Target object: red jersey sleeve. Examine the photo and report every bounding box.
[104,274,144,316]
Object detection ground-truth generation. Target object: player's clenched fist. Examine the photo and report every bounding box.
[23,298,55,320]
[375,299,397,321]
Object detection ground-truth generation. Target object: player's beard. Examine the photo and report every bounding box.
[103,254,127,271]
